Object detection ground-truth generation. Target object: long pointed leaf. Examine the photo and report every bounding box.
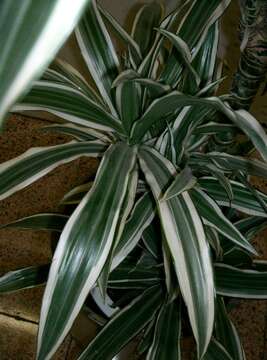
[190,188,257,254]
[37,142,137,360]
[0,265,49,293]
[78,285,163,360]
[13,81,122,133]
[139,146,214,357]
[198,177,267,217]
[0,213,68,232]
[146,299,181,360]
[0,0,90,126]
[215,264,267,299]
[75,0,119,115]
[0,141,105,201]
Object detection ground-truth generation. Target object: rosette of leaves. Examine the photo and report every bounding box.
[1,1,267,359]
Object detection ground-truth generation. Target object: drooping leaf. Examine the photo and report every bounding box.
[139,146,214,357]
[13,81,122,133]
[60,182,94,205]
[0,0,90,126]
[0,141,105,201]
[204,152,267,179]
[156,28,200,92]
[199,177,267,217]
[215,264,267,299]
[45,59,103,104]
[37,142,137,360]
[215,297,246,360]
[43,123,112,143]
[146,299,181,360]
[162,166,197,201]
[78,285,163,360]
[190,188,257,254]
[0,213,68,232]
[0,265,49,293]
[75,0,119,114]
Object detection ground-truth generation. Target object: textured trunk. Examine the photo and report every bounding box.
[231,0,267,109]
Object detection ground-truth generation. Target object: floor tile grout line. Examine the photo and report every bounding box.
[0,311,38,325]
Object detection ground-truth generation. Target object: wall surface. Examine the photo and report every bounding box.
[0,1,267,359]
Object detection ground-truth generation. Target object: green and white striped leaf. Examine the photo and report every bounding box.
[0,0,90,126]
[37,142,137,360]
[131,2,162,58]
[160,0,230,86]
[235,216,267,241]
[60,182,93,205]
[142,219,162,259]
[78,285,163,360]
[156,28,200,91]
[0,213,68,232]
[139,146,215,357]
[133,78,171,98]
[0,141,105,201]
[199,177,267,217]
[205,152,267,178]
[111,192,155,271]
[13,81,122,133]
[193,123,236,135]
[108,261,162,290]
[192,22,219,87]
[190,188,256,254]
[215,264,267,299]
[162,167,197,201]
[98,5,142,66]
[116,81,140,135]
[43,123,112,143]
[0,265,49,293]
[215,297,246,360]
[203,339,234,360]
[146,299,181,360]
[75,0,119,115]
[45,59,103,104]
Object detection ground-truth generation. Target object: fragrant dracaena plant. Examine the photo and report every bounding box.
[1,1,267,359]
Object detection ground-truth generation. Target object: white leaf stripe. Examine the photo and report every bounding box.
[203,339,234,360]
[215,263,267,299]
[0,213,68,232]
[50,58,104,105]
[0,141,105,201]
[75,0,119,116]
[98,5,142,64]
[198,177,267,217]
[43,123,112,143]
[190,188,257,255]
[0,265,49,294]
[0,0,89,126]
[37,142,137,360]
[111,192,155,271]
[147,299,181,360]
[216,297,246,360]
[138,146,214,357]
[13,81,122,133]
[79,285,163,359]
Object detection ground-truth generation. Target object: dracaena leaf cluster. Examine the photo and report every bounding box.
[1,1,267,359]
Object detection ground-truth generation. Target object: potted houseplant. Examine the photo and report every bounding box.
[1,1,267,359]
